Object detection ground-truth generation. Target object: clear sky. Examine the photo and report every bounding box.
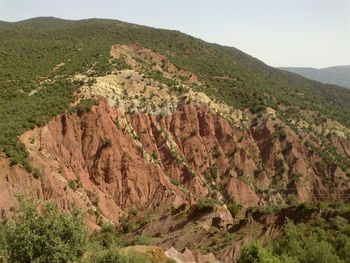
[0,0,349,68]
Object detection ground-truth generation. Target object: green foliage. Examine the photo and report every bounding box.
[145,71,177,87]
[239,242,281,263]
[297,201,350,211]
[31,167,42,179]
[273,125,287,141]
[90,224,154,249]
[190,129,198,137]
[0,77,80,169]
[209,164,218,180]
[68,179,78,191]
[185,166,196,178]
[0,196,87,263]
[126,235,154,246]
[75,99,99,114]
[250,104,266,114]
[129,208,137,216]
[81,249,154,263]
[271,220,344,263]
[248,205,287,216]
[194,197,218,212]
[239,216,350,263]
[241,215,350,263]
[102,138,112,148]
[170,178,180,186]
[87,228,156,262]
[227,201,242,217]
[111,57,130,71]
[0,201,157,263]
[288,173,303,186]
[151,151,158,161]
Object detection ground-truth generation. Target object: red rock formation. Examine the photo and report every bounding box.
[1,98,349,229]
[17,99,183,226]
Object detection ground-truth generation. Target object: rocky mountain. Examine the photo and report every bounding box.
[279,65,350,89]
[0,17,350,262]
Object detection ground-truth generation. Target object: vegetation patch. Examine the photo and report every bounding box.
[74,99,99,114]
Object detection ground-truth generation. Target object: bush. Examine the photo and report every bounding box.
[170,178,180,186]
[227,201,242,217]
[0,196,87,263]
[127,235,154,246]
[102,138,112,148]
[111,58,130,71]
[194,197,218,212]
[209,164,218,180]
[248,205,286,216]
[190,129,198,137]
[83,249,154,263]
[75,99,99,114]
[68,179,78,191]
[271,220,344,263]
[238,242,280,263]
[32,167,42,179]
[273,125,287,141]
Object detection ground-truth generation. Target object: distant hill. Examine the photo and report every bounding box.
[0,21,10,28]
[279,65,350,89]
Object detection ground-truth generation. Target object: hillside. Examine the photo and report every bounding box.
[0,17,350,262]
[280,66,350,89]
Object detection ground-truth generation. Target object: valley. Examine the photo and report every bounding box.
[0,18,350,263]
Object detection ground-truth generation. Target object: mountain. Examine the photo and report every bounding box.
[280,65,350,89]
[0,17,350,262]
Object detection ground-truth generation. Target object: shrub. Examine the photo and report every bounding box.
[102,138,112,148]
[32,167,42,179]
[227,201,242,217]
[250,104,266,114]
[129,208,138,216]
[185,167,196,178]
[68,179,78,191]
[238,242,280,263]
[209,164,218,180]
[271,220,343,263]
[0,196,87,263]
[195,197,218,212]
[190,129,198,137]
[111,57,130,71]
[248,205,286,216]
[151,151,158,161]
[74,99,99,114]
[127,235,154,246]
[170,178,180,186]
[83,249,154,263]
[273,125,287,141]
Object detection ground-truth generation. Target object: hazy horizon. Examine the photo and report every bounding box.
[1,0,349,68]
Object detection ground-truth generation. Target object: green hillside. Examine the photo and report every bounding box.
[1,17,350,170]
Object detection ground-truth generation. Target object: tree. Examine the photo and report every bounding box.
[0,196,87,263]
[238,242,281,263]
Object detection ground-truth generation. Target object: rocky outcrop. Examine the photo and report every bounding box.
[17,99,183,225]
[1,96,349,227]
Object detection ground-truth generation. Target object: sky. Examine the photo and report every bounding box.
[0,0,349,68]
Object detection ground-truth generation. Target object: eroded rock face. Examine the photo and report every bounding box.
[129,102,260,207]
[17,99,183,225]
[14,99,261,224]
[251,118,350,203]
[1,97,349,228]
